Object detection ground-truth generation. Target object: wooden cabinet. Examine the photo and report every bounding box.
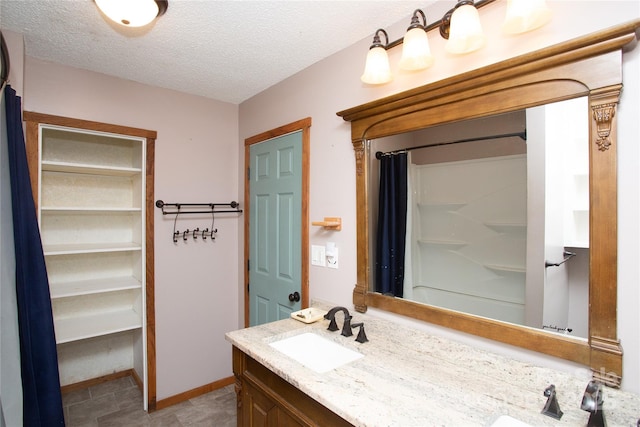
[24,112,156,410]
[232,346,353,427]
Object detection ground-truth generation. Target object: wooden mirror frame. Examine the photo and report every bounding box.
[337,20,640,388]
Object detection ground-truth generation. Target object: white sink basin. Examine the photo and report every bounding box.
[269,332,363,373]
[488,415,531,427]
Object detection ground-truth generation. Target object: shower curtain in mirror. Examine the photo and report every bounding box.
[375,152,408,297]
[5,85,65,425]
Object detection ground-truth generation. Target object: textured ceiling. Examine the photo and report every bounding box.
[1,0,436,104]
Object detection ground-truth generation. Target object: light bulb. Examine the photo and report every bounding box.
[445,4,486,55]
[361,46,392,84]
[400,27,434,71]
[503,0,552,34]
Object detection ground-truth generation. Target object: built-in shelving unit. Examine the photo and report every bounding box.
[24,112,156,411]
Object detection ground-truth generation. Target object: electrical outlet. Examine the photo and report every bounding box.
[327,247,339,269]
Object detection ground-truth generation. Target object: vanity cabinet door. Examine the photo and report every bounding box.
[233,346,353,427]
[243,381,303,427]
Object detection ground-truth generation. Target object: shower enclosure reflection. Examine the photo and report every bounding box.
[369,97,589,338]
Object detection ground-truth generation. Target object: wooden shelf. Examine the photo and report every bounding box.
[54,309,142,344]
[50,277,142,299]
[42,160,141,177]
[43,242,142,256]
[311,217,342,231]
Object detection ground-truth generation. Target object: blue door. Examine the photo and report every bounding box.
[249,131,303,326]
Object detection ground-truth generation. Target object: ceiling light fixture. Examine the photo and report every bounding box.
[361,0,552,85]
[95,0,168,27]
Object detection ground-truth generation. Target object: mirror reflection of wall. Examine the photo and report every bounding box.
[370,97,589,339]
[528,97,589,338]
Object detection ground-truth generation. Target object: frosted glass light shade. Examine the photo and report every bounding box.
[95,0,161,27]
[400,27,434,71]
[361,46,392,84]
[445,4,486,55]
[502,0,552,34]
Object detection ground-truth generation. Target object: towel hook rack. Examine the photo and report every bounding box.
[156,199,242,243]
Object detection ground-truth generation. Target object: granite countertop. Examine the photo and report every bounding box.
[225,305,640,427]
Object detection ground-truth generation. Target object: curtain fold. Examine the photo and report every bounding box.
[375,152,408,297]
[5,85,65,426]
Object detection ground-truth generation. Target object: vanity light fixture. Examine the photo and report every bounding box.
[361,29,393,84]
[502,0,552,34]
[443,0,486,54]
[399,9,434,71]
[361,0,552,85]
[95,0,168,27]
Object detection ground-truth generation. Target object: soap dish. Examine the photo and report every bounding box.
[291,307,327,324]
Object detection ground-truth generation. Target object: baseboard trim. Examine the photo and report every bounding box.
[131,368,143,391]
[60,369,136,394]
[155,376,235,411]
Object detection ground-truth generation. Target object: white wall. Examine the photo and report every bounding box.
[239,0,640,394]
[22,58,240,400]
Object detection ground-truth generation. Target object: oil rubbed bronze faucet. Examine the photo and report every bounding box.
[581,380,606,427]
[324,306,353,337]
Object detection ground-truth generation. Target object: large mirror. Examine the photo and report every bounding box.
[338,21,640,387]
[368,97,589,339]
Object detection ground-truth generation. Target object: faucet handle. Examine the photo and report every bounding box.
[541,384,563,420]
[351,322,368,343]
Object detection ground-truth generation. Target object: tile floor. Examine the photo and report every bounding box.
[62,375,237,426]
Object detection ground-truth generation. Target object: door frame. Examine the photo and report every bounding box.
[244,118,311,327]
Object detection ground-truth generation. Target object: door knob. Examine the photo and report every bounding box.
[288,291,300,302]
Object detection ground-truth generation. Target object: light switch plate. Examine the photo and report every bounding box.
[311,245,326,267]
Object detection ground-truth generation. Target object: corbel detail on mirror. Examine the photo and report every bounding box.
[338,20,640,387]
[591,91,619,152]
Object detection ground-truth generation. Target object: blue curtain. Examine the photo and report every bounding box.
[375,152,408,297]
[5,85,65,426]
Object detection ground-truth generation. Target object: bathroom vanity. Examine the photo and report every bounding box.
[226,307,640,427]
[231,345,352,426]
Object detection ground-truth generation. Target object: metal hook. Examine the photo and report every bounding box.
[202,228,209,240]
[183,229,190,241]
[193,227,199,240]
[171,203,181,242]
